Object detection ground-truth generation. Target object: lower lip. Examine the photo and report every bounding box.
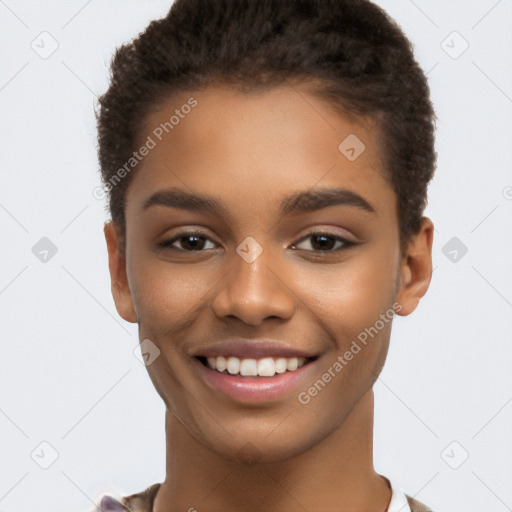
[192,357,319,403]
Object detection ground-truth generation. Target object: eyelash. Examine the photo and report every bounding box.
[157,230,356,254]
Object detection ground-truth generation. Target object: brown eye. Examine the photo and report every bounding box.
[157,231,217,252]
[291,232,355,252]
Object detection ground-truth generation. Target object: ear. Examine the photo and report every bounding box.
[104,221,138,323]
[395,217,434,317]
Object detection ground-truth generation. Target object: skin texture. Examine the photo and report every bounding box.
[104,83,434,512]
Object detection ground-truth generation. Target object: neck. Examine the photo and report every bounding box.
[154,388,391,512]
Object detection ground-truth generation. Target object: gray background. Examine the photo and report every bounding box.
[1,1,511,511]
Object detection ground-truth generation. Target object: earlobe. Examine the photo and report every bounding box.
[104,221,138,324]
[395,217,434,317]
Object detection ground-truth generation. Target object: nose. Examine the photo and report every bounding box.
[211,243,297,326]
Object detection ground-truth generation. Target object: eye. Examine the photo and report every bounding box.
[290,231,355,252]
[157,231,217,252]
[156,230,356,254]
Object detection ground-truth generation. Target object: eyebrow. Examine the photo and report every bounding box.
[142,186,376,217]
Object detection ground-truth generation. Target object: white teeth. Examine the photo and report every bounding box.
[275,358,287,374]
[286,358,298,371]
[216,356,227,372]
[257,357,275,376]
[240,359,258,376]
[204,355,308,376]
[227,356,240,375]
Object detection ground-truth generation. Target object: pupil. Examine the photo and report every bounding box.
[183,235,204,250]
[312,235,334,251]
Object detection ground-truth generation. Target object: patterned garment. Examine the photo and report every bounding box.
[94,480,433,512]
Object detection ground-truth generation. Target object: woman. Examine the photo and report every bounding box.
[94,0,436,510]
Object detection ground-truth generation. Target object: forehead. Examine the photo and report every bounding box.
[127,84,396,222]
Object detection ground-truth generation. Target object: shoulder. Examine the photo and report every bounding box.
[405,493,434,512]
[96,482,161,512]
[98,484,431,512]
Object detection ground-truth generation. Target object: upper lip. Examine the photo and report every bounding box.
[191,340,320,359]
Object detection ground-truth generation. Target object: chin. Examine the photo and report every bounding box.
[194,419,331,466]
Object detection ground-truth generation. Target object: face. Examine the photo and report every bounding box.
[105,83,433,463]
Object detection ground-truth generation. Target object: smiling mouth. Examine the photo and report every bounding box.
[195,355,318,377]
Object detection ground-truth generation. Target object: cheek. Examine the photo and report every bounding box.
[293,246,398,345]
[129,258,215,332]
[293,256,395,428]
